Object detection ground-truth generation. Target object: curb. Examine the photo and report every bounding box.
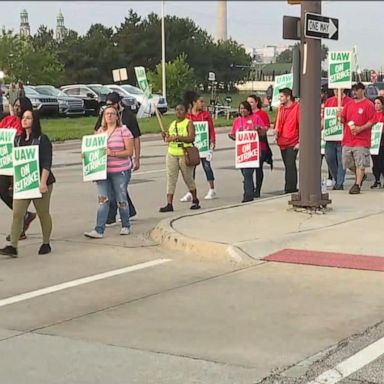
[150,194,287,264]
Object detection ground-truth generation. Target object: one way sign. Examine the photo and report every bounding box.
[304,13,339,40]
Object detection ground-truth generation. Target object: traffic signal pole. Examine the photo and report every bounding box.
[289,0,331,209]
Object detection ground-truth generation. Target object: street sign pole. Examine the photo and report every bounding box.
[290,0,331,209]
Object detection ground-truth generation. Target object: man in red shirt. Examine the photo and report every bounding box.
[323,89,353,190]
[275,88,300,193]
[0,97,36,239]
[341,83,375,194]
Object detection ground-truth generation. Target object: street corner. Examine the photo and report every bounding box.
[150,213,256,265]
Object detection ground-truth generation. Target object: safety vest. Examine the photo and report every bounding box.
[168,118,192,156]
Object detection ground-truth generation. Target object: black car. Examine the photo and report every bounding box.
[60,84,102,116]
[33,85,85,117]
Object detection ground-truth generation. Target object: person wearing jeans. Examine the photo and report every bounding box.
[274,88,300,194]
[0,110,55,258]
[228,101,267,202]
[325,141,346,190]
[84,105,134,238]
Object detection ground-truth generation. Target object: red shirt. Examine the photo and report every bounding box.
[324,95,353,109]
[186,111,216,143]
[254,109,270,127]
[231,114,267,151]
[276,101,300,149]
[0,115,22,136]
[342,98,375,147]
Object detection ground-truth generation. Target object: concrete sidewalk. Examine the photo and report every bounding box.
[151,189,384,264]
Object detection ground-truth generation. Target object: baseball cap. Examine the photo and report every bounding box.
[106,92,121,104]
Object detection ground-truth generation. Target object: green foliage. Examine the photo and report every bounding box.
[276,43,329,64]
[148,54,195,108]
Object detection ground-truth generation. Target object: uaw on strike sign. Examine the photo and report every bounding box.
[235,131,260,169]
[82,133,107,182]
[13,145,41,199]
[0,129,16,176]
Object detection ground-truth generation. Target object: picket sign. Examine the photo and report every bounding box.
[82,133,107,182]
[328,51,352,89]
[323,107,343,141]
[0,129,16,176]
[370,123,383,155]
[194,121,210,158]
[13,145,41,199]
[235,130,260,169]
[272,74,293,108]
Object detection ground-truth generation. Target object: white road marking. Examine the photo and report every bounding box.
[307,336,384,384]
[0,258,171,308]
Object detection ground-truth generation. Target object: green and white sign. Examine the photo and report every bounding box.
[194,121,210,158]
[134,66,151,98]
[328,51,352,89]
[82,133,107,182]
[323,107,343,141]
[370,123,383,155]
[13,145,41,200]
[272,74,293,107]
[0,129,16,176]
[321,130,326,155]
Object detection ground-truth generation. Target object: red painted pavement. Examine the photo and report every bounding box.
[263,249,384,272]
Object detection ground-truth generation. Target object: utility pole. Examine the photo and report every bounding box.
[161,0,166,100]
[289,0,331,209]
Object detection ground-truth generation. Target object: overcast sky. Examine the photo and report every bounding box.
[1,1,382,69]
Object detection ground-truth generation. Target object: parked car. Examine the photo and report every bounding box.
[106,84,168,114]
[24,86,59,116]
[33,85,85,117]
[89,84,138,113]
[366,84,379,101]
[60,84,102,115]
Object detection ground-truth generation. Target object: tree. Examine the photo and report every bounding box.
[276,44,329,63]
[148,54,195,107]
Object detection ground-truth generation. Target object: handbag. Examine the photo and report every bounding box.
[175,121,200,167]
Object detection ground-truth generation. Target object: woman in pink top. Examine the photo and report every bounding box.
[84,106,134,238]
[247,95,273,197]
[228,101,267,202]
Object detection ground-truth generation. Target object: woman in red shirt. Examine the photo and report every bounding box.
[180,91,217,201]
[247,95,273,197]
[370,96,384,188]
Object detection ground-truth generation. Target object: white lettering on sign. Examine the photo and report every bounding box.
[308,20,329,33]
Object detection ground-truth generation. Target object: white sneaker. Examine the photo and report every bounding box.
[204,189,217,200]
[84,230,103,239]
[180,192,193,202]
[326,179,334,187]
[120,227,130,235]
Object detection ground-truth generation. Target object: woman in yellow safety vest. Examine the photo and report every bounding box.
[159,103,200,212]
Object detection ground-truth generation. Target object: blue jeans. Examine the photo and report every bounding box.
[107,192,136,222]
[95,170,131,234]
[193,158,215,182]
[325,142,345,187]
[241,168,256,201]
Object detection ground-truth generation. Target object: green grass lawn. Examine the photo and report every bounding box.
[42,107,277,143]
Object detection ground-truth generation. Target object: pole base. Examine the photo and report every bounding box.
[289,192,332,209]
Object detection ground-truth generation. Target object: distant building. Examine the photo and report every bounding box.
[19,9,31,37]
[246,45,294,64]
[56,11,67,42]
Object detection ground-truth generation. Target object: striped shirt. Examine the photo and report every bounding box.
[97,125,133,173]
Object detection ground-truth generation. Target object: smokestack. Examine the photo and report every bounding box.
[216,1,227,41]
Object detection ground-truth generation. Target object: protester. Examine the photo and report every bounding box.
[274,88,300,194]
[341,82,375,194]
[370,96,384,188]
[323,89,353,190]
[0,97,36,240]
[16,81,25,99]
[228,101,267,202]
[247,94,273,197]
[180,91,217,202]
[159,103,200,212]
[94,92,140,225]
[0,110,55,257]
[266,84,273,112]
[85,105,134,238]
[7,83,18,115]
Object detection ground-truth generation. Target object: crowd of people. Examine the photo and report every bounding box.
[0,83,383,257]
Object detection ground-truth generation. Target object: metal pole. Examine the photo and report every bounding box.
[161,0,166,100]
[290,0,330,209]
